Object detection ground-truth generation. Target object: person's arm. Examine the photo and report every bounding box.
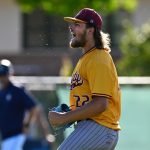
[21,87,37,132]
[23,106,37,133]
[36,105,50,135]
[48,96,108,127]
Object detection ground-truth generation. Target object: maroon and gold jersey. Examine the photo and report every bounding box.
[70,48,121,130]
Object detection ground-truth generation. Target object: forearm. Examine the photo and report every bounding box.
[38,107,51,135]
[23,107,36,125]
[63,96,108,124]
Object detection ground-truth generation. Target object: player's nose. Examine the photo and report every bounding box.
[69,24,74,32]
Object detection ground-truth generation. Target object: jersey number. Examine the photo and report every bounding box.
[73,95,90,107]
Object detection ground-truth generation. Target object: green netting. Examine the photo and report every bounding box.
[57,85,150,150]
[116,86,150,150]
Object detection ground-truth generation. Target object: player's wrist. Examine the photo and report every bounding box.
[63,110,77,124]
[61,111,71,124]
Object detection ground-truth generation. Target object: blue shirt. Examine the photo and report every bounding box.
[0,82,36,140]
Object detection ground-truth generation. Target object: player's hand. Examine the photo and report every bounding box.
[48,111,66,127]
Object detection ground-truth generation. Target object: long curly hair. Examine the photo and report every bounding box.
[86,24,111,52]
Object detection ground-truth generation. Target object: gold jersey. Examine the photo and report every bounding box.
[70,48,121,130]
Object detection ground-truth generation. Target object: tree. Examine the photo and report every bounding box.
[16,0,137,15]
[117,22,150,76]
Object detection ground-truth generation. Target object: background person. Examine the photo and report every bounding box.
[0,59,36,150]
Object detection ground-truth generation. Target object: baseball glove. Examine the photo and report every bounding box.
[49,104,74,134]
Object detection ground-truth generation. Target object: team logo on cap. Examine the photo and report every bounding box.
[90,19,94,23]
[70,72,83,90]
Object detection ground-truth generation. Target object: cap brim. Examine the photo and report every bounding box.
[64,17,87,23]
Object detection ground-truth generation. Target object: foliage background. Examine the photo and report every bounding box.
[117,21,150,76]
[17,0,137,15]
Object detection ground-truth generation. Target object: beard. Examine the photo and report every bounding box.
[70,30,87,48]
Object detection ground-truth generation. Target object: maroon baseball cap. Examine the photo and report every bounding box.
[64,8,103,30]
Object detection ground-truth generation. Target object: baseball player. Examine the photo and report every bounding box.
[0,59,37,150]
[49,8,121,150]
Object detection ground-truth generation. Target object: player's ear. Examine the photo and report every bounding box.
[87,27,94,35]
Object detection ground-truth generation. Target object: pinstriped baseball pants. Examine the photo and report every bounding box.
[58,120,119,150]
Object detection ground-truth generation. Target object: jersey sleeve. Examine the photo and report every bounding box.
[86,59,114,98]
[20,87,37,110]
